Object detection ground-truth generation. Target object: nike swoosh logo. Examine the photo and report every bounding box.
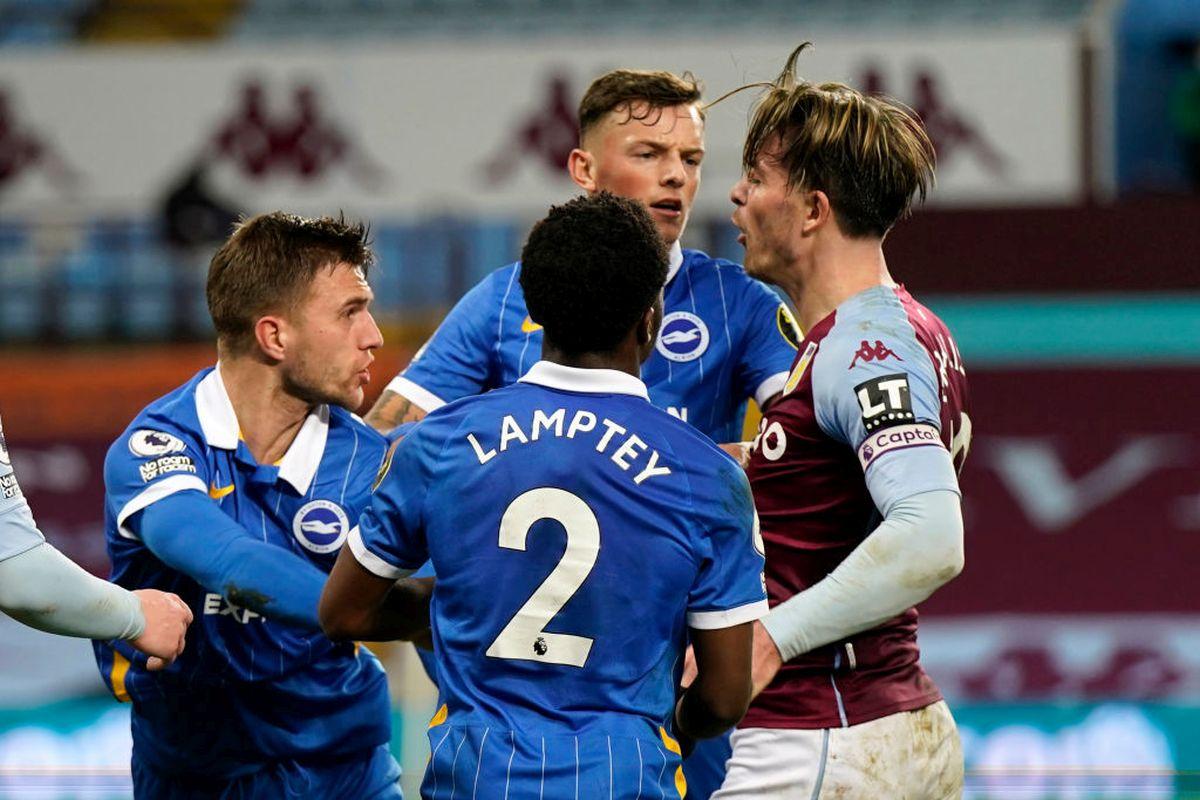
[521,316,543,334]
[209,482,235,500]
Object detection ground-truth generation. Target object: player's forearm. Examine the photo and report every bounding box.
[364,390,427,433]
[137,494,326,630]
[0,542,145,640]
[762,489,964,662]
[328,576,433,642]
[675,672,751,739]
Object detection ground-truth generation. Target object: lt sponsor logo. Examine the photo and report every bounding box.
[656,312,709,363]
[848,339,902,370]
[128,429,187,458]
[855,373,915,432]
[857,423,942,470]
[292,500,349,554]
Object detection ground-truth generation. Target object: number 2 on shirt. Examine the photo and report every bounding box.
[485,487,599,667]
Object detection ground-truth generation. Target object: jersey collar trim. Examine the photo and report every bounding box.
[518,361,650,400]
[665,241,684,285]
[195,366,330,495]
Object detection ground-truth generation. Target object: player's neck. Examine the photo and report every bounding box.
[794,237,894,332]
[219,358,312,466]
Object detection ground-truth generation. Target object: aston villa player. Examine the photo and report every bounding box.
[718,46,972,798]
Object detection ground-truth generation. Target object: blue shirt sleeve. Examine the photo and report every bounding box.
[133,492,326,629]
[104,420,211,540]
[811,304,959,516]
[686,456,768,629]
[0,414,45,562]
[391,269,506,409]
[351,420,439,578]
[734,273,800,408]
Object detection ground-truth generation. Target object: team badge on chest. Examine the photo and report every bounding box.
[656,312,709,363]
[292,500,349,554]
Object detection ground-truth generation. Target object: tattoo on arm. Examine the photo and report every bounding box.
[364,391,427,432]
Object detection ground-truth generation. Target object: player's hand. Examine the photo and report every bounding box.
[129,589,192,671]
[680,644,698,689]
[718,442,752,469]
[750,620,783,701]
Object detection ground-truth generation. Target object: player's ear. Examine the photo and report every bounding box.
[637,303,658,348]
[568,148,597,193]
[254,315,287,362]
[803,189,833,235]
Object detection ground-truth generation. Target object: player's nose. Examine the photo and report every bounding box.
[660,154,685,188]
[730,177,747,206]
[362,311,384,350]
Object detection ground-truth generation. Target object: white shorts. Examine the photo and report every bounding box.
[713,700,963,800]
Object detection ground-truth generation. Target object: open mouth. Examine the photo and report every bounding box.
[649,199,683,216]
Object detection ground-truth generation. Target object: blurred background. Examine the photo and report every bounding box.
[0,0,1197,797]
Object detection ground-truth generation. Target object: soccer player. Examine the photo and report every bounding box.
[0,413,191,666]
[92,213,403,799]
[717,46,971,797]
[366,68,799,798]
[320,193,768,799]
[365,68,799,446]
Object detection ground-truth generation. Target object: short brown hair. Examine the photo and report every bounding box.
[742,44,935,238]
[578,69,704,140]
[206,211,373,354]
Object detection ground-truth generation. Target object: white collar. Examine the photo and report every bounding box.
[518,361,650,400]
[666,241,684,285]
[194,365,330,495]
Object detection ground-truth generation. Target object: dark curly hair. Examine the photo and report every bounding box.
[520,192,668,356]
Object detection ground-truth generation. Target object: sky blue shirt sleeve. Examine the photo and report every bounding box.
[391,269,505,409]
[734,274,799,408]
[0,415,45,562]
[686,457,768,629]
[351,421,438,578]
[811,306,959,517]
[104,420,211,540]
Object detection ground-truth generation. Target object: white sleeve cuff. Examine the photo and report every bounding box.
[687,599,769,630]
[347,525,414,580]
[754,372,789,407]
[115,475,208,540]
[384,375,446,413]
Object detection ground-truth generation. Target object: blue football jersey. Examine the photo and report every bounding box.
[92,367,393,779]
[354,361,768,799]
[0,412,44,562]
[389,243,799,443]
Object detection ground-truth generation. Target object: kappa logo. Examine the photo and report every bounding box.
[848,340,902,370]
[0,422,9,467]
[656,312,709,363]
[292,500,349,554]
[128,429,186,458]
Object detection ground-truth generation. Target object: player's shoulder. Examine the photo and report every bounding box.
[637,400,740,475]
[813,286,932,374]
